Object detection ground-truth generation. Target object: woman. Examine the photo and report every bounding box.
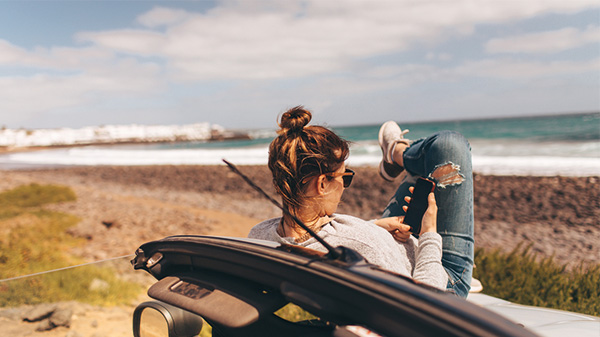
[248,106,474,298]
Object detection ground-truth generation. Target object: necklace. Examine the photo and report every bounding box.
[279,216,331,243]
[294,230,316,243]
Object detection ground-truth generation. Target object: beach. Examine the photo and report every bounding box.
[1,164,598,336]
[1,165,598,267]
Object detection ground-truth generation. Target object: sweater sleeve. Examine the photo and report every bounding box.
[411,232,448,290]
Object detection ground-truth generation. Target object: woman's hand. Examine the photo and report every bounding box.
[420,192,438,234]
[402,186,438,235]
[373,217,412,242]
[378,187,438,241]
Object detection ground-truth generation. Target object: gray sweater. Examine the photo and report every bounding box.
[248,214,448,290]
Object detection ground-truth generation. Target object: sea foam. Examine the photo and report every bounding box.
[1,142,598,176]
[2,113,597,176]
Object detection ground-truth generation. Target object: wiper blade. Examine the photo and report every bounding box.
[223,159,343,260]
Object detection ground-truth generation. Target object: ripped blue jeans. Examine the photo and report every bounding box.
[382,131,474,298]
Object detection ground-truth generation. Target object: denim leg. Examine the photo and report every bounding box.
[382,131,474,298]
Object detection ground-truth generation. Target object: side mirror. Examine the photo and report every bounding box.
[133,301,204,337]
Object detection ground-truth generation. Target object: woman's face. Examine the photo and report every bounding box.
[320,162,347,216]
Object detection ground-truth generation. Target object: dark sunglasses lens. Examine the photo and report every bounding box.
[343,169,355,187]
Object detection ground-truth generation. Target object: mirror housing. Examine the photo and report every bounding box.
[133,301,204,337]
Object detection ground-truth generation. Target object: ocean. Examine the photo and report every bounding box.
[1,112,598,176]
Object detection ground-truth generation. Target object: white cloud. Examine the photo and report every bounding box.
[0,38,115,70]
[0,58,162,124]
[455,57,600,79]
[0,35,163,127]
[136,6,192,27]
[486,25,600,54]
[76,30,166,56]
[1,0,599,128]
[0,40,28,64]
[426,52,453,61]
[73,0,600,81]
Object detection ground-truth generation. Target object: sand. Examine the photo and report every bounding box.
[1,165,598,267]
[0,165,598,336]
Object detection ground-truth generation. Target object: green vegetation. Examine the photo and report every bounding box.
[198,303,320,337]
[2,183,596,322]
[0,183,142,307]
[274,303,320,322]
[0,183,76,208]
[474,245,599,316]
[0,183,76,220]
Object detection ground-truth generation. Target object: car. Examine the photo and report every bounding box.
[131,234,578,337]
[466,293,600,337]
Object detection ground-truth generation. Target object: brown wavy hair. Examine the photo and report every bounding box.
[269,106,349,212]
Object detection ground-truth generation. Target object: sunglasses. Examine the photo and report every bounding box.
[324,168,355,188]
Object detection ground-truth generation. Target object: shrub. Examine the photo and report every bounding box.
[0,184,141,307]
[474,245,599,316]
[0,183,76,208]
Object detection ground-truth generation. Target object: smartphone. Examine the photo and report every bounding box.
[403,177,436,234]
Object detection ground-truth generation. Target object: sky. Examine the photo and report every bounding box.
[0,0,599,130]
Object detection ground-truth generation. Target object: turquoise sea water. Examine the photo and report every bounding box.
[334,112,600,160]
[1,112,599,176]
[139,112,600,155]
[333,112,599,143]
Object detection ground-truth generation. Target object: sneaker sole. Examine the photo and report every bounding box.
[379,160,402,182]
[378,121,393,163]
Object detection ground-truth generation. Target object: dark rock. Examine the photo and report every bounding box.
[36,318,55,331]
[22,303,57,322]
[101,220,115,228]
[50,307,73,327]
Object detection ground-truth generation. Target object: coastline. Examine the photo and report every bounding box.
[0,134,253,155]
[1,164,598,337]
[1,165,598,268]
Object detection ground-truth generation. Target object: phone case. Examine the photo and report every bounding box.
[403,178,435,235]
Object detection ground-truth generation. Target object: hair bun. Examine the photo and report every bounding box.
[279,106,312,134]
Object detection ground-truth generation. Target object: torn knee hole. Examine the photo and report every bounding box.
[429,162,465,188]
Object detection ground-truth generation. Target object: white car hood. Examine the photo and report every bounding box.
[467,293,600,337]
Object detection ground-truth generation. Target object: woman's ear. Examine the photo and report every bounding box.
[316,175,327,195]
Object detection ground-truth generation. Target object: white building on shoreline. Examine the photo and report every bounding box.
[0,123,247,149]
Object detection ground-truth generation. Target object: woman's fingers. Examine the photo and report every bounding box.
[420,192,438,234]
[391,225,412,242]
[404,186,415,203]
[392,229,411,242]
[374,216,408,233]
[426,192,437,214]
[373,215,412,242]
[389,216,412,242]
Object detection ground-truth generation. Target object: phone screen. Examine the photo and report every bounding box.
[403,178,435,234]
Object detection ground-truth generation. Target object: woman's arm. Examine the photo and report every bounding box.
[376,191,446,290]
[411,192,447,290]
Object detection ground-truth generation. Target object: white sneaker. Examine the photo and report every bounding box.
[469,278,483,293]
[378,121,410,181]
